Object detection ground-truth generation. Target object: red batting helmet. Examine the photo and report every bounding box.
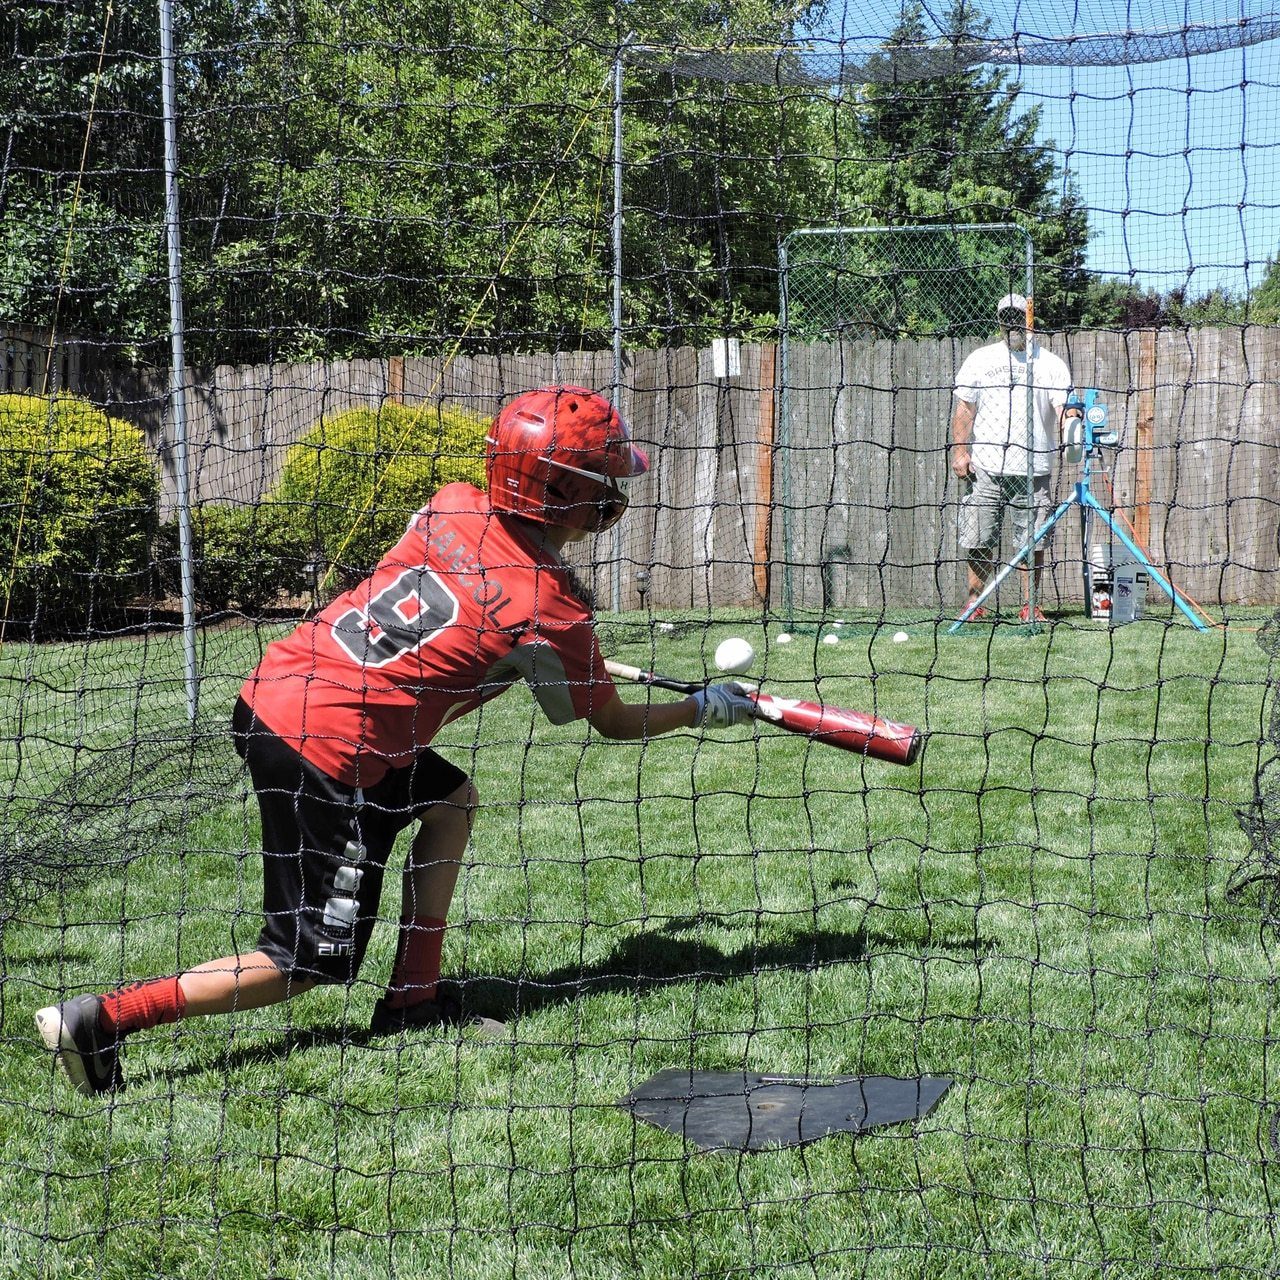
[485,386,649,532]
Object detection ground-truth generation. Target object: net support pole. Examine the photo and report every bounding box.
[608,48,626,613]
[1023,236,1038,624]
[777,232,794,620]
[160,0,199,724]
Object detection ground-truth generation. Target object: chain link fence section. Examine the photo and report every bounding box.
[780,224,1032,341]
[776,225,1032,616]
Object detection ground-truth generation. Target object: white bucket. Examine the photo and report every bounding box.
[1111,560,1149,624]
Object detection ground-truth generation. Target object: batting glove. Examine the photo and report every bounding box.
[692,682,755,729]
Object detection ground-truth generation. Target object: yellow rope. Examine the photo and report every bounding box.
[578,108,613,345]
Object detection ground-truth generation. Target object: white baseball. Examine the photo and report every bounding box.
[822,633,839,646]
[714,636,756,674]
[893,631,909,643]
[776,633,792,644]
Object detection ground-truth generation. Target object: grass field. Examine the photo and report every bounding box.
[2,609,1278,1279]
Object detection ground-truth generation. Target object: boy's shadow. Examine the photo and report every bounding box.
[180,920,873,1078]
[458,920,871,1022]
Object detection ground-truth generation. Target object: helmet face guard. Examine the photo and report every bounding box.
[486,386,648,532]
[536,454,643,532]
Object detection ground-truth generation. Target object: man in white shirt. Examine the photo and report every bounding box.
[949,293,1081,622]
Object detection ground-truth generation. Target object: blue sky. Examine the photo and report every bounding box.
[810,1,1280,294]
[1017,42,1280,294]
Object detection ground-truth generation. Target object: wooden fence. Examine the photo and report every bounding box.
[0,325,92,397]
[70,329,1280,611]
[780,328,1280,611]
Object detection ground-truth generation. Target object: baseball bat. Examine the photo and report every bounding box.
[604,659,923,766]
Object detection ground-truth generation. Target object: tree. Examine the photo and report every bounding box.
[170,0,834,359]
[0,0,167,353]
[1078,277,1252,329]
[1078,279,1167,329]
[6,0,1107,363]
[16,0,827,363]
[1248,257,1280,324]
[832,0,1090,330]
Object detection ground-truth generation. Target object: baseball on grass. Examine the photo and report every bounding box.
[893,631,910,643]
[776,632,793,645]
[714,636,756,674]
[823,633,839,646]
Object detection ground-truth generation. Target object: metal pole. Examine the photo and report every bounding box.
[609,49,626,613]
[1024,235,1038,624]
[777,233,793,621]
[160,0,199,723]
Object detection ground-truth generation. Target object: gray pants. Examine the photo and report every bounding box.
[958,469,1051,555]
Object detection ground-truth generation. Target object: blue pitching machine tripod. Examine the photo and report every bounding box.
[949,390,1209,632]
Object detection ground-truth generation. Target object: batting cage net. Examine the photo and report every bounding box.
[4,1,1280,1276]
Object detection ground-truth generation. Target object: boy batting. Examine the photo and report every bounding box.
[37,386,756,1095]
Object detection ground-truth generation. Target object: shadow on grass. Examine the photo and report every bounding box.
[163,918,996,1084]
[165,924,872,1081]
[460,923,871,1021]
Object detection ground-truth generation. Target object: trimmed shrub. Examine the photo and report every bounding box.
[271,401,489,585]
[0,393,159,634]
[153,502,313,615]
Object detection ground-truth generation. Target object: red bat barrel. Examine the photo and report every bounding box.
[747,692,922,765]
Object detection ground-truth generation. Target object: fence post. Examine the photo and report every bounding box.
[1135,329,1156,549]
[754,343,777,605]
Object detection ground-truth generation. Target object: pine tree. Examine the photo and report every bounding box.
[835,0,1089,328]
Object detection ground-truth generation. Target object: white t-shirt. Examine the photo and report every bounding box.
[954,339,1074,476]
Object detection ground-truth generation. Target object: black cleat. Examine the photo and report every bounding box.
[35,995,123,1095]
[369,989,506,1038]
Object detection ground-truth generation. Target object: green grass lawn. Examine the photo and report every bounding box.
[2,610,1278,1279]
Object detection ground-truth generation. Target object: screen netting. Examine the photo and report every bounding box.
[778,223,1036,617]
[4,1,1280,1276]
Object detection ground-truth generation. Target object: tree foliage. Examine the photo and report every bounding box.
[1078,278,1253,329]
[7,0,826,360]
[1248,259,1280,325]
[833,1,1089,329]
[16,0,1272,370]
[1,0,167,353]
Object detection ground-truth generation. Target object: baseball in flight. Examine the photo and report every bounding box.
[713,636,756,674]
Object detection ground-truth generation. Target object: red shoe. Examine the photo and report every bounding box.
[1018,605,1047,623]
[958,599,988,621]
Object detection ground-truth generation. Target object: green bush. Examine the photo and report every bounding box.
[271,401,489,585]
[0,393,159,633]
[154,502,313,615]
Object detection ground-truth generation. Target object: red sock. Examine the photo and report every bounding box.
[98,977,188,1037]
[384,915,447,1009]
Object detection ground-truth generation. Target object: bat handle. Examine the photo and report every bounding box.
[604,660,648,685]
[604,658,700,695]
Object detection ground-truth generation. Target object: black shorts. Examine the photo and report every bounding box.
[230,697,469,984]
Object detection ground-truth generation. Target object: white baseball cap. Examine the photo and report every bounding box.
[996,292,1029,317]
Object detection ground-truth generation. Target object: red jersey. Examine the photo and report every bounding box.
[241,482,613,786]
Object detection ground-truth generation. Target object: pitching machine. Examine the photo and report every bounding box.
[949,389,1209,632]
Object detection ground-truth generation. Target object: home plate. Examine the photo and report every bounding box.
[618,1069,952,1152]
